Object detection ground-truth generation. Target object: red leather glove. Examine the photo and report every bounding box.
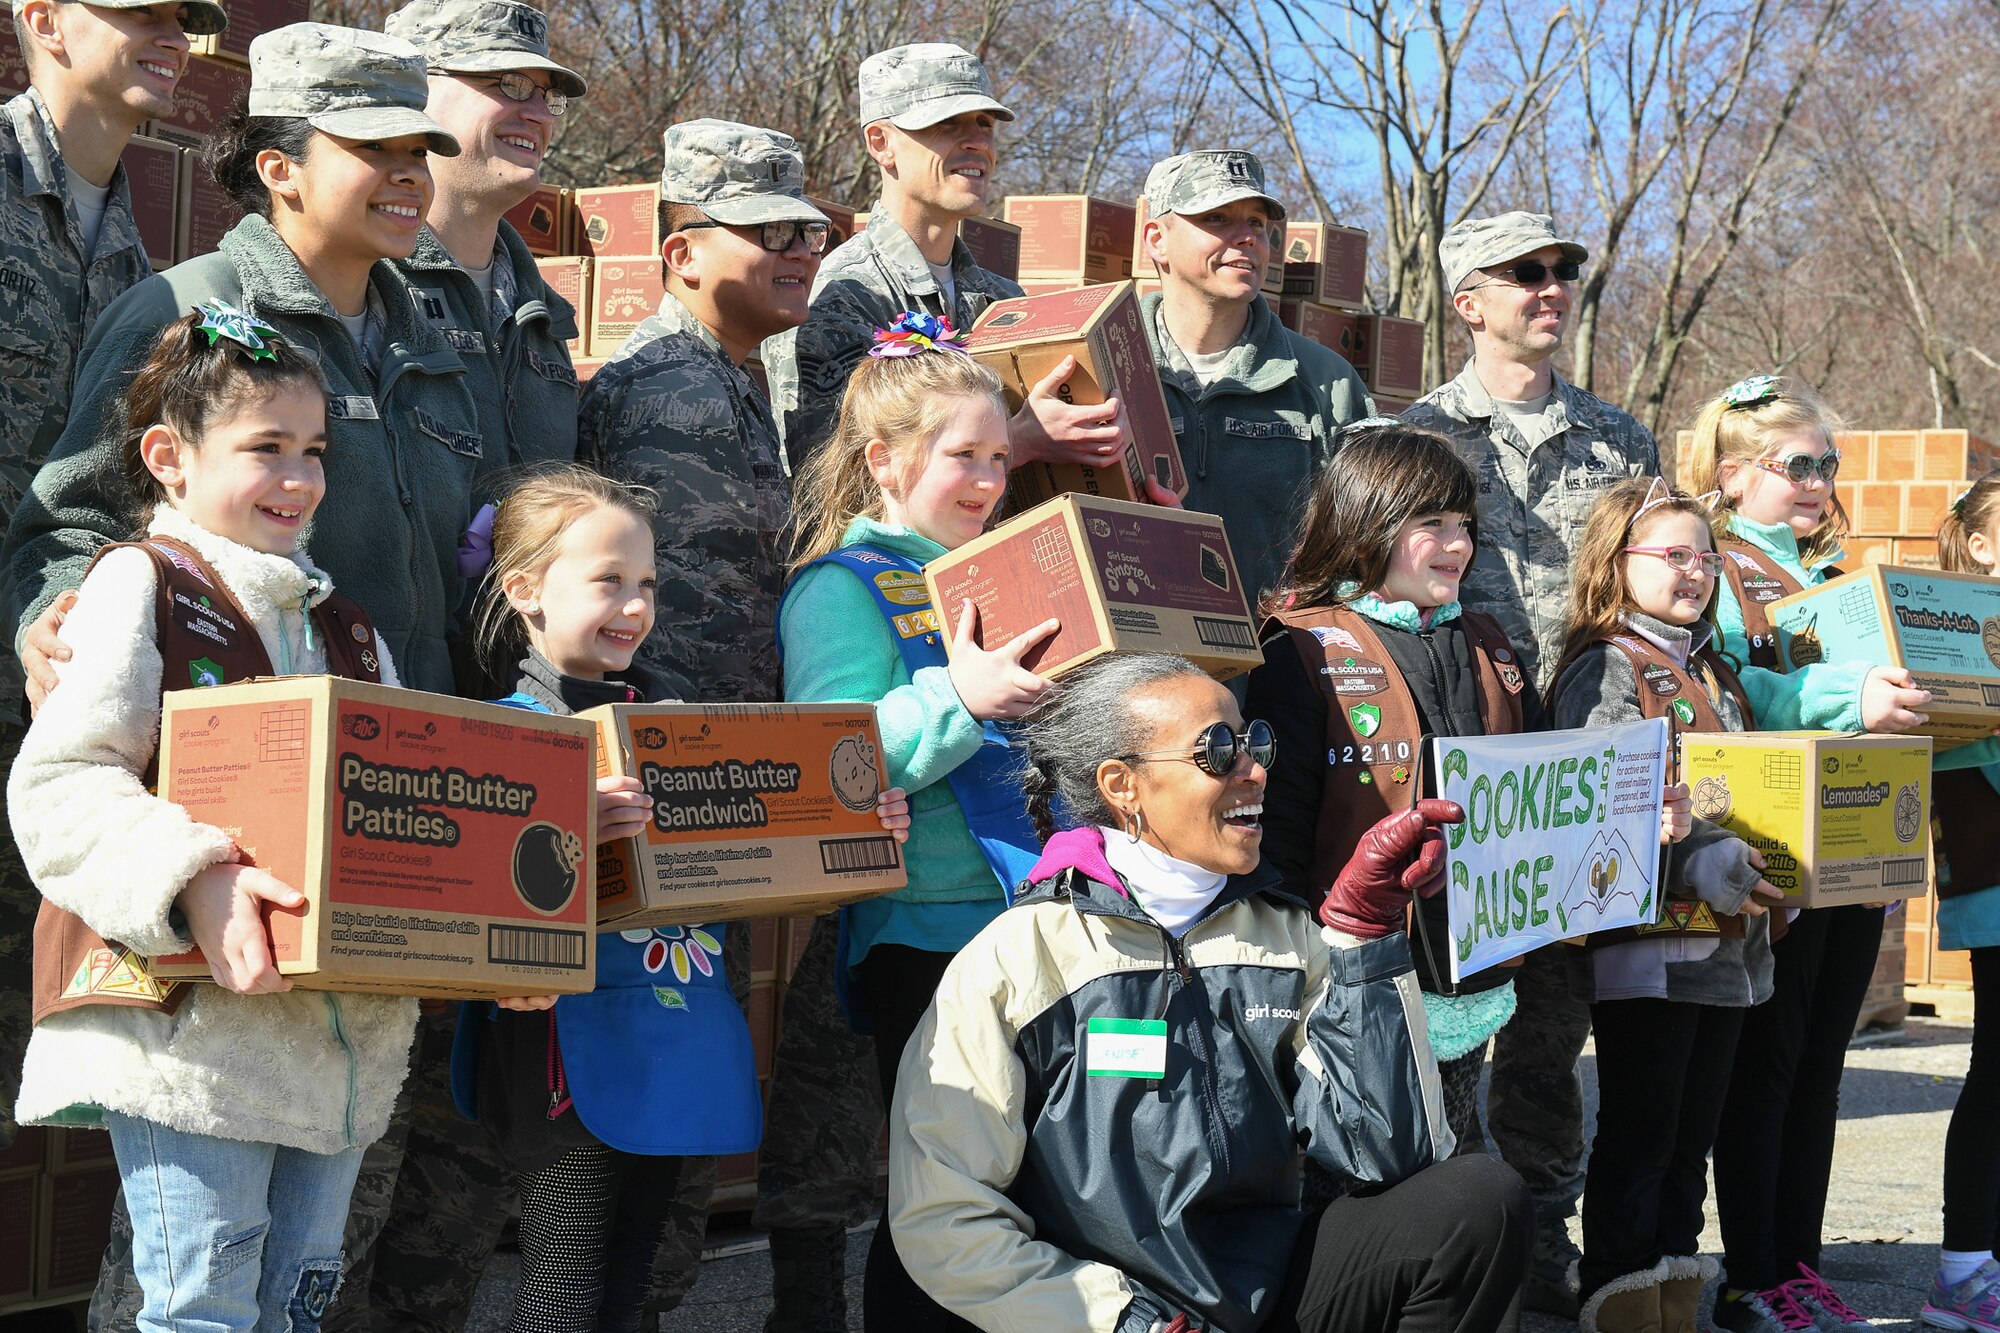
[1319,799,1465,939]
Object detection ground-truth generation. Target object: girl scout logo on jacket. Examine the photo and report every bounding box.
[1323,655,1388,694]
[512,823,584,914]
[1348,703,1382,738]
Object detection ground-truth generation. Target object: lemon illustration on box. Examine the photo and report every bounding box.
[1770,564,2000,748]
[1676,731,1933,908]
[584,702,906,928]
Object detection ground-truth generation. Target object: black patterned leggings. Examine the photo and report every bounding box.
[511,1143,701,1333]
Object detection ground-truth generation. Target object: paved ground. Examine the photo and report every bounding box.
[456,1016,1969,1332]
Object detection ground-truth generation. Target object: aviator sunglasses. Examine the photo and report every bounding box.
[1120,719,1276,777]
[672,219,832,255]
[1468,258,1582,289]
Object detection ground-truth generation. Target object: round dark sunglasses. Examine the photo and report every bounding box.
[1470,258,1582,289]
[1752,451,1841,485]
[1120,719,1276,777]
[672,219,831,255]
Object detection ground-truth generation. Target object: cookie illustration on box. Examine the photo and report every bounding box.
[830,734,881,813]
[514,822,585,914]
[1692,774,1732,821]
[1895,783,1924,844]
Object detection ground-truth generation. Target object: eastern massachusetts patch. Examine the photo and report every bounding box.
[1322,654,1389,696]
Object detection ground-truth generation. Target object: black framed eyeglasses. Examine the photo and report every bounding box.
[1752,451,1841,485]
[1120,719,1276,777]
[671,218,831,255]
[436,69,569,117]
[1469,258,1582,289]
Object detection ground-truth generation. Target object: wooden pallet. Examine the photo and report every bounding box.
[1855,994,1911,1033]
[1906,983,1977,1025]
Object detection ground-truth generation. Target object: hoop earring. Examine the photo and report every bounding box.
[1123,808,1146,844]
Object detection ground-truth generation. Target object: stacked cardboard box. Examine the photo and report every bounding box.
[1830,428,1993,570]
[0,1128,119,1316]
[1006,194,1137,286]
[189,0,310,65]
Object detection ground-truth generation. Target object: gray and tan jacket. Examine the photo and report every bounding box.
[889,827,1448,1333]
[1402,360,1658,689]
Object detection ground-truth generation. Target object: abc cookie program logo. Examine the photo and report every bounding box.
[1894,783,1923,844]
[1692,774,1732,821]
[512,823,584,915]
[829,733,881,814]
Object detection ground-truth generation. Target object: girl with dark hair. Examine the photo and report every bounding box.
[7,22,484,702]
[889,651,1533,1333]
[1246,420,1548,1156]
[8,307,407,1331]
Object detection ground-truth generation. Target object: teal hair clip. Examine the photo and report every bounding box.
[193,301,282,363]
[1722,374,1781,409]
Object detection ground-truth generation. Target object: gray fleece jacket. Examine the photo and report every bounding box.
[1546,613,1774,1007]
[9,507,417,1152]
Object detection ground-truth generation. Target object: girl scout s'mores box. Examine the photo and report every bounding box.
[581,704,907,929]
[1677,731,1933,908]
[1771,564,2000,748]
[963,282,1187,508]
[924,494,1263,681]
[153,679,599,997]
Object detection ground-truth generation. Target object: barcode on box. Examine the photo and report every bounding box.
[1882,858,1928,888]
[488,924,587,969]
[1981,684,2000,707]
[1194,615,1254,651]
[820,836,901,874]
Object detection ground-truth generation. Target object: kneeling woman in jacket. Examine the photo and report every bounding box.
[887,653,1534,1333]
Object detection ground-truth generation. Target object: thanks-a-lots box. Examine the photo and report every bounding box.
[964,281,1186,506]
[1678,732,1932,908]
[1771,564,2000,748]
[582,704,906,928]
[153,678,598,996]
[923,494,1262,680]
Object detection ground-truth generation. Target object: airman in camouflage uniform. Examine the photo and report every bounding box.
[1401,210,1660,1319]
[0,0,228,1152]
[1137,149,1373,605]
[318,17,588,1317]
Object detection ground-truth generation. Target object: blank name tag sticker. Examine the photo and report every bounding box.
[1085,1017,1168,1079]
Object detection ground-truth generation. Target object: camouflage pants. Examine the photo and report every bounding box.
[1485,946,1591,1227]
[0,722,32,1149]
[752,913,880,1234]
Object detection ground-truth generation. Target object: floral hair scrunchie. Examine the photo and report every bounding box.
[869,310,966,358]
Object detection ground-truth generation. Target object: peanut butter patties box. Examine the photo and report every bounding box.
[582,704,907,929]
[1771,564,2000,748]
[153,678,598,997]
[1678,731,1933,908]
[924,493,1262,681]
[964,282,1187,507]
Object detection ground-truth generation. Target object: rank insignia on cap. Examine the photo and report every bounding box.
[1672,698,1697,725]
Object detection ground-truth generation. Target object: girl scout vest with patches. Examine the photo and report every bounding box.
[1583,633,1757,943]
[32,536,380,1023]
[783,545,1044,895]
[1268,604,1525,888]
[1718,532,1806,670]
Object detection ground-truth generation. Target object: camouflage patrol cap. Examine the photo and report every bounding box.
[1142,150,1286,221]
[660,119,828,227]
[857,43,1012,130]
[385,0,585,100]
[1440,211,1588,293]
[8,0,227,37]
[248,24,460,157]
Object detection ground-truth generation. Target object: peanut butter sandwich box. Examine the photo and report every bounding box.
[963,281,1187,508]
[153,678,598,997]
[583,703,907,929]
[924,493,1262,681]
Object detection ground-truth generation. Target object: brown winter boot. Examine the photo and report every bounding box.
[1581,1260,1668,1333]
[1658,1255,1720,1333]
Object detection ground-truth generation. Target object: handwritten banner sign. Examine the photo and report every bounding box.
[1433,717,1669,981]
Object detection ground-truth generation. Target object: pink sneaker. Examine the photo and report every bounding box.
[1922,1258,2000,1333]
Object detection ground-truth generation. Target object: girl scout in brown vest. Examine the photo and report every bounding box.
[1544,478,1784,1333]
[1248,423,1543,1161]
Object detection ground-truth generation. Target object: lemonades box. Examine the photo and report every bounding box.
[1771,564,2000,748]
[583,704,906,928]
[152,679,598,996]
[1677,732,1933,908]
[964,282,1186,507]
[924,494,1262,681]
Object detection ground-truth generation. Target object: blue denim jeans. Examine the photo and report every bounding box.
[104,1112,364,1333]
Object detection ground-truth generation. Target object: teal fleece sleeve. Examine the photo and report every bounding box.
[1938,735,2000,772]
[1713,575,1872,730]
[780,561,984,793]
